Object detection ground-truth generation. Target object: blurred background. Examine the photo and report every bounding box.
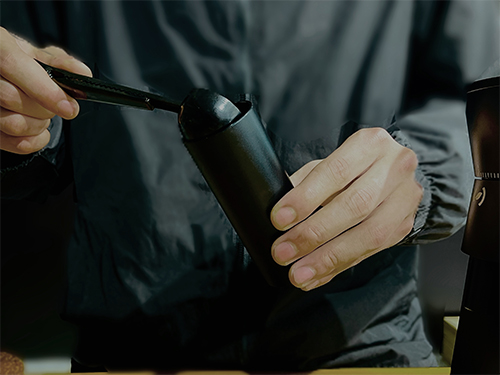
[1,1,498,373]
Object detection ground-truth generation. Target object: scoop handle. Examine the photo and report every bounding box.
[36,60,182,113]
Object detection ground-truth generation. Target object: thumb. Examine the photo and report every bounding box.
[12,33,92,78]
[38,46,92,77]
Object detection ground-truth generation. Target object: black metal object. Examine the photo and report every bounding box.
[39,62,292,287]
[451,73,499,374]
[178,89,242,140]
[37,60,182,113]
[37,60,241,131]
[180,92,293,287]
[461,76,500,262]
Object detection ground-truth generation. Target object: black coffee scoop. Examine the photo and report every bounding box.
[37,60,241,139]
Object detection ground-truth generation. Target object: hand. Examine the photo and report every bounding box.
[0,27,92,154]
[270,128,423,291]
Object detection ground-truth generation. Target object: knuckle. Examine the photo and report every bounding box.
[4,114,28,136]
[346,187,374,218]
[373,127,391,143]
[300,223,326,249]
[0,33,20,71]
[360,127,390,146]
[302,179,319,202]
[399,217,415,239]
[369,223,390,248]
[320,249,340,271]
[0,49,16,73]
[0,88,17,111]
[398,148,419,173]
[325,156,350,186]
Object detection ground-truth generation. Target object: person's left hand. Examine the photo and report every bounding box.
[270,127,423,291]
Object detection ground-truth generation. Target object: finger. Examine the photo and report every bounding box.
[272,146,419,265]
[289,160,322,187]
[300,273,335,292]
[8,31,38,57]
[0,77,55,119]
[0,50,78,119]
[11,31,92,77]
[288,177,423,290]
[0,108,51,137]
[271,128,394,231]
[0,129,50,154]
[299,213,417,292]
[41,46,93,77]
[1,29,80,119]
[289,159,343,207]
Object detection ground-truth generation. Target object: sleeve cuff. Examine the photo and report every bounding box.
[386,124,432,245]
[1,117,66,201]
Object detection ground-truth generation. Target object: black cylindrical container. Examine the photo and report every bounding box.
[179,90,293,287]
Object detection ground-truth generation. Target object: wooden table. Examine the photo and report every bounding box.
[0,351,452,375]
[72,368,451,375]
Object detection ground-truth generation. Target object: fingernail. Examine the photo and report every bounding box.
[70,100,79,113]
[292,266,316,285]
[57,100,76,118]
[273,241,298,265]
[70,59,92,76]
[302,280,320,291]
[273,206,297,230]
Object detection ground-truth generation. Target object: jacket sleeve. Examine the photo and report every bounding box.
[0,117,72,202]
[396,0,499,244]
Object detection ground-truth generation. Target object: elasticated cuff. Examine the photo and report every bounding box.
[386,125,432,245]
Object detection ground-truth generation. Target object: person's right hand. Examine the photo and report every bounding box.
[0,27,92,154]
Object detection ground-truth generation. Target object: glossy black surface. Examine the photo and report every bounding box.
[178,89,241,140]
[452,72,500,374]
[451,257,499,374]
[183,99,293,287]
[462,77,499,261]
[37,60,181,113]
[465,76,499,180]
[39,62,242,140]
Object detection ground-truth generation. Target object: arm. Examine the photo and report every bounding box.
[270,0,499,290]
[0,27,91,200]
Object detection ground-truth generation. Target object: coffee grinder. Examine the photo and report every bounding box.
[451,65,499,374]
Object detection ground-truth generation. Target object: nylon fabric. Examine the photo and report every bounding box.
[1,0,498,370]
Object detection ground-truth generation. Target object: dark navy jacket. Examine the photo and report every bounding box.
[1,0,498,371]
